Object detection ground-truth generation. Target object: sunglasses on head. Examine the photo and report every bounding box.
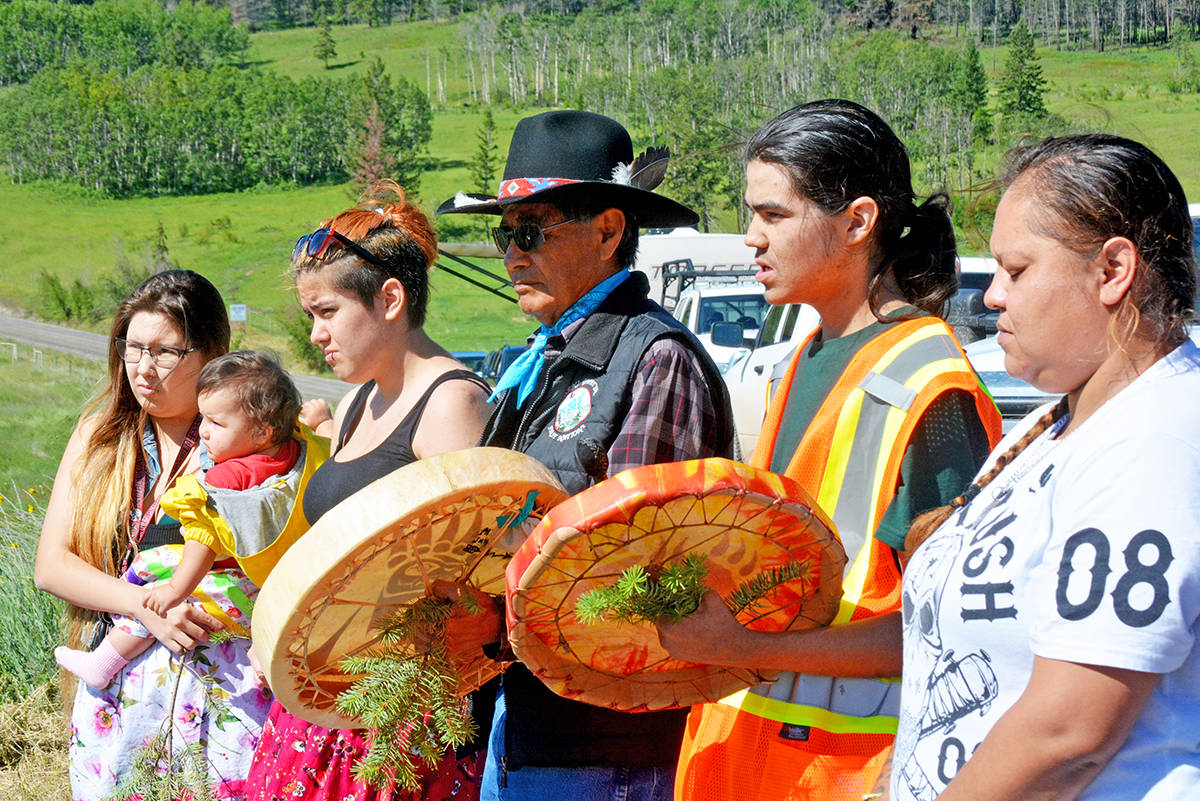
[490,218,577,255]
[292,227,389,271]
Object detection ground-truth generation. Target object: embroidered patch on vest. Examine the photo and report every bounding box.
[550,381,596,440]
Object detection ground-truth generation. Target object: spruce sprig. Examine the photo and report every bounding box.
[336,595,477,791]
[575,555,813,625]
[726,561,812,616]
[103,737,217,801]
[575,554,710,624]
[103,650,227,801]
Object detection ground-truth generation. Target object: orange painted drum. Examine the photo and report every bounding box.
[253,447,568,729]
[506,458,846,712]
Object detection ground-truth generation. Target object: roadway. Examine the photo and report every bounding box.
[0,314,348,402]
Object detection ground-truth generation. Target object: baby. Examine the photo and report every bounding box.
[56,350,304,689]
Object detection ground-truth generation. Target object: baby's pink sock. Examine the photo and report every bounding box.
[55,640,130,690]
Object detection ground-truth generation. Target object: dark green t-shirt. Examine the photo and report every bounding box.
[769,313,992,551]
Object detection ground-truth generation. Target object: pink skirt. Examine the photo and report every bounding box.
[245,700,484,801]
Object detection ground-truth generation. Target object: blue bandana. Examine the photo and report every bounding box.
[490,270,630,409]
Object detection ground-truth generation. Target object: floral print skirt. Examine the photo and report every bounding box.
[245,700,485,801]
[69,636,273,801]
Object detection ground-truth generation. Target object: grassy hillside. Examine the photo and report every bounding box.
[2,21,1198,347]
[0,349,98,500]
[1039,46,1200,198]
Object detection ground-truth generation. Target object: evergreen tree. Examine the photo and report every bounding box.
[350,100,397,193]
[354,56,432,194]
[950,40,992,142]
[997,20,1047,119]
[468,109,498,238]
[314,8,337,69]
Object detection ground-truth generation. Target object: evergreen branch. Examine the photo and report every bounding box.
[103,650,221,801]
[725,561,812,616]
[575,554,709,625]
[336,594,478,791]
[574,555,814,627]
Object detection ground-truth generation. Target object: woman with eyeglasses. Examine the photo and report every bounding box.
[244,183,492,801]
[35,270,275,799]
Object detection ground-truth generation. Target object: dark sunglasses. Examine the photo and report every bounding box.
[490,218,577,254]
[292,227,389,271]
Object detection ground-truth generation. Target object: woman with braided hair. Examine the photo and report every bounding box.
[891,134,1200,801]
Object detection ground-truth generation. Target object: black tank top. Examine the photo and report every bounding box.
[302,370,489,523]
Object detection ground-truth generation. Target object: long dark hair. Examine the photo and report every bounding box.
[66,270,228,652]
[746,99,957,318]
[1001,134,1195,349]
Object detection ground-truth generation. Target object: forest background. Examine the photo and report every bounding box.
[1,1,1200,794]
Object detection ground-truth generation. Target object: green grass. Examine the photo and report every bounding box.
[243,19,473,98]
[0,350,98,501]
[2,22,1199,340]
[0,173,536,355]
[0,492,62,702]
[1035,43,1200,200]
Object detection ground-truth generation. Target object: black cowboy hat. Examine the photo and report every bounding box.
[436,110,699,228]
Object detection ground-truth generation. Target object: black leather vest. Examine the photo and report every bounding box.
[482,271,735,769]
[482,272,734,495]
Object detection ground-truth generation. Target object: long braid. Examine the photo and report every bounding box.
[905,396,1071,553]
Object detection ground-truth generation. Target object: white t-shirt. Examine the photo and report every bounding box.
[892,340,1200,801]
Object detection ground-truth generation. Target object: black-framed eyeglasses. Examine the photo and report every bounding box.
[113,338,199,370]
[292,227,390,272]
[490,218,577,254]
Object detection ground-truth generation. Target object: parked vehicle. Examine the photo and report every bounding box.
[672,283,770,366]
[452,350,488,378]
[484,344,528,383]
[633,228,757,305]
[720,302,820,457]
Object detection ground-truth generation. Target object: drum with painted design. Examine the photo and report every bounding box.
[253,447,568,728]
[507,458,846,712]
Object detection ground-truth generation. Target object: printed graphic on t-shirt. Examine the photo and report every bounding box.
[896,342,1200,801]
[896,480,1027,799]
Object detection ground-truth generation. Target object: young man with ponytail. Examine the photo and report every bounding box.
[657,99,1002,801]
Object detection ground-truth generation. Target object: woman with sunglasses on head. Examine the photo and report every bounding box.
[35,270,274,799]
[890,135,1200,801]
[245,183,492,801]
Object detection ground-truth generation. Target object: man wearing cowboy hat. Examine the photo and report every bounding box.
[438,110,735,800]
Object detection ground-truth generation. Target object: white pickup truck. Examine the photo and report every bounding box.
[671,282,770,367]
[720,302,820,456]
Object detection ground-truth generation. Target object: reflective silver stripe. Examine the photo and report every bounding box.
[747,329,965,720]
[754,672,901,719]
[858,371,916,411]
[767,345,798,400]
[831,333,963,564]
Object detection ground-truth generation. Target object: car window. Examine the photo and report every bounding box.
[958,273,993,292]
[697,295,769,332]
[780,304,799,341]
[676,297,693,325]
[757,304,785,346]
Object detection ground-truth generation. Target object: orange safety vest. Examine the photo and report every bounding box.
[676,317,1001,801]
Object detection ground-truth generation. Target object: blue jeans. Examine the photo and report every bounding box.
[480,681,675,801]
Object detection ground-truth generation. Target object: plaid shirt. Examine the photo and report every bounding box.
[553,316,726,475]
